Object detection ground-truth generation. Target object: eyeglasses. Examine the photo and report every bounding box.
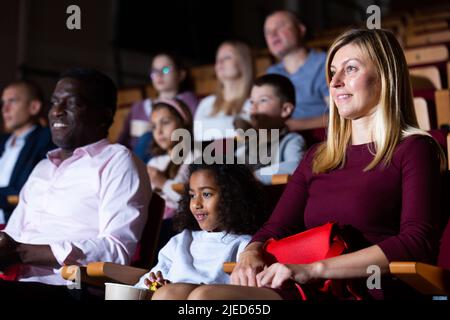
[149,66,173,79]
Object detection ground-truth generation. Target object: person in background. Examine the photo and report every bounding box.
[236,73,305,184]
[118,52,199,156]
[146,98,193,252]
[193,40,253,142]
[264,10,329,131]
[0,80,55,226]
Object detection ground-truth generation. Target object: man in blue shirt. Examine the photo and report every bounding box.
[264,11,329,131]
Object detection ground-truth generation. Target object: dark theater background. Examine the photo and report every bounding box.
[0,0,449,117]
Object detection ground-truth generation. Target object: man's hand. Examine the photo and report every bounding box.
[0,232,59,269]
[0,232,20,270]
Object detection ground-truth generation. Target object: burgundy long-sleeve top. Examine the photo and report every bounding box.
[252,135,442,263]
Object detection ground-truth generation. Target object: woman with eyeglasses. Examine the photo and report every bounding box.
[193,40,254,142]
[117,52,199,154]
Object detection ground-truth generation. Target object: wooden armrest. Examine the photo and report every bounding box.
[171,183,184,195]
[61,263,148,287]
[447,133,450,171]
[7,195,19,206]
[223,262,236,274]
[389,262,450,295]
[61,265,80,281]
[87,262,148,286]
[61,265,107,287]
[447,62,450,91]
[435,90,450,130]
[271,174,290,185]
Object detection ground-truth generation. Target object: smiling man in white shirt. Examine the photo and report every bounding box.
[0,68,151,298]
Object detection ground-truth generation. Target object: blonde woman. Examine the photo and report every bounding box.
[171,29,445,300]
[193,40,254,141]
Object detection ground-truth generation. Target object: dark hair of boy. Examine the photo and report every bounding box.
[253,73,296,105]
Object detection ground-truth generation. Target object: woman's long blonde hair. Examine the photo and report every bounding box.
[211,40,254,116]
[313,28,445,174]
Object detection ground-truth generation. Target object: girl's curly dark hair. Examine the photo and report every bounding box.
[173,163,269,235]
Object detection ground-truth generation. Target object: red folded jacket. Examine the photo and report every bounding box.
[262,222,364,300]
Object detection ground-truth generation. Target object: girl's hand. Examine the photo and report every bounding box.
[144,271,170,290]
[147,167,167,190]
[230,247,266,287]
[256,262,322,289]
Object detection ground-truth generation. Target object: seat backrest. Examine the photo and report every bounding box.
[191,64,217,97]
[255,56,273,77]
[409,10,450,24]
[263,176,290,214]
[429,130,450,269]
[404,45,449,67]
[406,20,449,36]
[144,84,158,99]
[130,192,165,269]
[435,89,450,129]
[108,87,144,143]
[413,97,431,130]
[410,66,442,90]
[406,29,450,47]
[296,127,327,149]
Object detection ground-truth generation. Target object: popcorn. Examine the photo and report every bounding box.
[149,281,163,292]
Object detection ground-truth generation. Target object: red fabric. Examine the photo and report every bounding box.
[296,127,327,148]
[413,88,436,102]
[0,224,5,231]
[262,222,364,300]
[0,264,20,281]
[262,222,345,265]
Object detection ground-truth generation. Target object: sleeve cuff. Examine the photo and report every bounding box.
[254,169,272,185]
[376,237,412,262]
[49,242,76,266]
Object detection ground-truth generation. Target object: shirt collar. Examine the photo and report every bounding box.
[279,126,289,137]
[47,138,110,163]
[279,49,317,74]
[6,125,37,146]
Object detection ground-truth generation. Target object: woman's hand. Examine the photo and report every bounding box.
[256,262,323,289]
[147,167,167,191]
[230,242,266,287]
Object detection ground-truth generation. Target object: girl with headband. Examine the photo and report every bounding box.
[146,98,194,251]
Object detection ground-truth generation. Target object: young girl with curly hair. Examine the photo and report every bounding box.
[135,163,268,299]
